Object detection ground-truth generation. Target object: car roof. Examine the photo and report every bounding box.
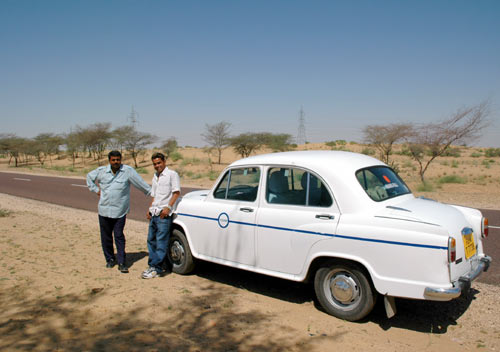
[230,150,386,173]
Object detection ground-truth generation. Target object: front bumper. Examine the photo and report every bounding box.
[424,255,492,301]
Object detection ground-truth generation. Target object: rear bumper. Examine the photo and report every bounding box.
[424,255,492,301]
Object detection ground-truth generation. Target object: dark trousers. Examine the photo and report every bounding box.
[98,215,127,264]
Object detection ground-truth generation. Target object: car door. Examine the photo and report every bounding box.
[195,166,261,266]
[256,167,340,274]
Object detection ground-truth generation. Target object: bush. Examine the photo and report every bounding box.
[181,157,201,166]
[470,152,482,158]
[0,208,10,217]
[361,147,376,156]
[438,175,467,184]
[485,148,500,157]
[417,182,434,192]
[442,147,461,157]
[207,170,219,181]
[136,167,148,174]
[451,160,459,168]
[170,151,183,162]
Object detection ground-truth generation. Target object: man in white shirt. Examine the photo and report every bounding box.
[142,152,181,279]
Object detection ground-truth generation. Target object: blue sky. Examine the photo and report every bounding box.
[1,0,499,147]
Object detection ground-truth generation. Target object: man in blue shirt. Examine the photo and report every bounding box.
[87,150,152,273]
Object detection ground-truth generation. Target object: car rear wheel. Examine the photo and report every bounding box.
[168,229,195,274]
[314,262,376,321]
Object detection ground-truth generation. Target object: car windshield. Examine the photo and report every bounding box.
[356,166,411,201]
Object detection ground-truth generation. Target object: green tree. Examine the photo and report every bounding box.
[229,133,262,158]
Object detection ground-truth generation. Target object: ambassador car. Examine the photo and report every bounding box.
[168,151,491,321]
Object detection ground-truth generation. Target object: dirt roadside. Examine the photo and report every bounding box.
[0,192,499,352]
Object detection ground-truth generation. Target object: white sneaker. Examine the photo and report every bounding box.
[142,269,158,279]
[142,267,154,276]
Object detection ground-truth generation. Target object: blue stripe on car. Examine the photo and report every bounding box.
[176,212,447,250]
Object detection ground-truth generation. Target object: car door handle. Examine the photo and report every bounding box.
[315,214,335,220]
[240,207,254,213]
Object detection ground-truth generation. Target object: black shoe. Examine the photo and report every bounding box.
[118,263,129,273]
[106,259,116,268]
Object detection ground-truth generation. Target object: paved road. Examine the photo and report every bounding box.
[1,171,498,285]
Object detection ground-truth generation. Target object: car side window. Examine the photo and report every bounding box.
[267,167,332,207]
[213,167,260,202]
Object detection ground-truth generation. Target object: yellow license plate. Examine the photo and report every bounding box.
[462,233,476,259]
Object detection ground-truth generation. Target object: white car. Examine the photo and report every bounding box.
[169,151,491,321]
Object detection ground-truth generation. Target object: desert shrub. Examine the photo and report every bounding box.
[451,160,459,168]
[136,167,148,174]
[0,208,10,217]
[181,157,201,166]
[484,148,500,157]
[474,175,488,185]
[442,147,461,157]
[207,170,219,181]
[470,152,482,158]
[170,151,183,162]
[402,160,414,169]
[417,182,434,192]
[440,160,449,166]
[482,159,491,169]
[361,147,376,156]
[438,175,467,184]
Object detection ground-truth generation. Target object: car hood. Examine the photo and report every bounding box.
[378,197,468,231]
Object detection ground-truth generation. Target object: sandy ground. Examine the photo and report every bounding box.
[0,192,499,352]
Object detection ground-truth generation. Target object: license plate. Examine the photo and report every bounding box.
[462,233,476,259]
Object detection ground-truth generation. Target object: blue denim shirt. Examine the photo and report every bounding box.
[86,164,151,218]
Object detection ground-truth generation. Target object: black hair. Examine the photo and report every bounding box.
[108,150,122,160]
[151,152,165,161]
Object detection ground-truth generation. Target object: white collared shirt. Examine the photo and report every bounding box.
[149,167,181,216]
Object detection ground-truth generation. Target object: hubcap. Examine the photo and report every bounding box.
[330,274,359,304]
[170,240,185,263]
[323,269,362,311]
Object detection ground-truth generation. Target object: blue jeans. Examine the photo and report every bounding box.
[147,215,172,272]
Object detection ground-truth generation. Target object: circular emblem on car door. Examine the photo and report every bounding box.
[217,212,230,228]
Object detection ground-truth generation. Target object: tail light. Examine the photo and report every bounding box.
[448,237,456,263]
[482,217,489,238]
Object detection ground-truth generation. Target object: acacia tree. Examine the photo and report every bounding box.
[229,133,263,158]
[33,133,63,166]
[362,123,414,168]
[118,125,157,168]
[258,132,293,152]
[407,101,490,183]
[0,134,27,167]
[65,131,85,168]
[202,121,231,164]
[77,123,112,165]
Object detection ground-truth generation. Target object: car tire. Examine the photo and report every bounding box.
[314,262,377,321]
[168,229,195,274]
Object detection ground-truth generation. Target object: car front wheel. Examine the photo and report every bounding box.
[314,262,377,321]
[168,229,195,274]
